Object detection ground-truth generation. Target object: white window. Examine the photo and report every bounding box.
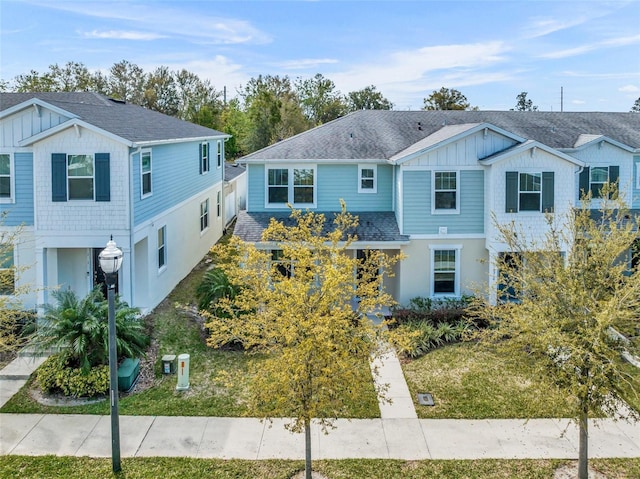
[589,167,609,199]
[216,191,221,217]
[158,226,166,270]
[430,245,461,297]
[201,142,210,174]
[271,249,292,278]
[266,166,316,207]
[635,163,640,189]
[0,153,13,203]
[217,140,223,169]
[141,150,152,198]
[519,172,541,211]
[67,154,94,200]
[200,199,209,232]
[0,244,15,295]
[433,171,458,213]
[358,165,377,193]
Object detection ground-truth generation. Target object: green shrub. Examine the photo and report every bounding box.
[37,353,110,398]
[388,318,471,359]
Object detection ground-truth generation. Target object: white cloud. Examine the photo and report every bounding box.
[81,30,165,41]
[522,16,590,39]
[28,1,271,45]
[618,84,639,93]
[540,34,640,59]
[572,99,587,105]
[277,59,339,70]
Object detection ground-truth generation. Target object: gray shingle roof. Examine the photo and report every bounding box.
[234,210,409,243]
[0,92,227,143]
[241,110,640,161]
[224,162,246,182]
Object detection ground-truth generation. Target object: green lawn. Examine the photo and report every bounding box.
[1,457,639,479]
[402,341,578,419]
[0,251,379,419]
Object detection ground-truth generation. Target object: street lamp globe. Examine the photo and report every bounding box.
[99,238,123,277]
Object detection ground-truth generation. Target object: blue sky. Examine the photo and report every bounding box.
[2,0,639,111]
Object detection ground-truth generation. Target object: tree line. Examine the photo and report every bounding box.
[2,61,638,158]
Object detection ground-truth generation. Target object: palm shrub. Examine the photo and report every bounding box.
[196,267,240,312]
[36,288,148,373]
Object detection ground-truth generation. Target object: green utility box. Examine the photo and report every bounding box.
[117,358,140,392]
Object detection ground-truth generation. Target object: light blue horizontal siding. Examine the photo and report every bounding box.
[3,152,34,226]
[133,142,223,226]
[247,163,393,212]
[402,170,484,235]
[317,164,393,211]
[633,156,640,210]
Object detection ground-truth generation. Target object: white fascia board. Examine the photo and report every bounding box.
[19,119,135,147]
[134,134,231,147]
[479,140,585,167]
[390,122,526,165]
[0,98,79,120]
[559,136,636,154]
[241,157,387,165]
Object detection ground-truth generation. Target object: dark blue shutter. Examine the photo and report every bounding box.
[579,167,590,199]
[199,143,203,174]
[505,171,518,213]
[542,171,554,213]
[95,153,110,202]
[609,166,619,199]
[51,153,67,202]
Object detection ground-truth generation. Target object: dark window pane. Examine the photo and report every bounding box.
[294,186,313,203]
[434,272,455,293]
[435,191,456,209]
[0,177,10,197]
[519,192,540,211]
[68,178,94,200]
[268,186,288,203]
[142,173,151,195]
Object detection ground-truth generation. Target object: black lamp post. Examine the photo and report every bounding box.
[98,237,124,473]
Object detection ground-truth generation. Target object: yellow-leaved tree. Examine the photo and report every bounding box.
[202,205,402,479]
[474,189,640,479]
[1,217,36,361]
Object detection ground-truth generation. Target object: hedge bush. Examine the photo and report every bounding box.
[37,353,110,398]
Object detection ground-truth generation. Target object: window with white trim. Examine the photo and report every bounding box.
[433,171,458,212]
[271,249,292,278]
[141,150,152,197]
[67,154,94,200]
[217,140,223,169]
[266,166,316,207]
[216,191,221,217]
[200,199,209,232]
[358,165,377,193]
[519,172,541,211]
[200,142,210,174]
[0,153,12,202]
[0,245,15,295]
[158,226,166,270]
[430,245,461,297]
[636,163,640,189]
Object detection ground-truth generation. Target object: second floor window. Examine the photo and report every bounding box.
[358,165,377,193]
[217,140,222,168]
[579,165,619,199]
[505,171,554,213]
[434,171,457,212]
[0,154,11,201]
[200,143,209,174]
[68,154,94,200]
[267,166,317,207]
[141,150,152,197]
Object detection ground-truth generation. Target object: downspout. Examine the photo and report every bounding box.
[129,146,141,308]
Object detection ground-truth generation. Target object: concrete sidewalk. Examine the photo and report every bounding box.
[1,414,638,459]
[0,346,638,460]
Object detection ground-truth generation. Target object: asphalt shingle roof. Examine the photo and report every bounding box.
[0,92,227,143]
[234,210,409,243]
[241,110,640,161]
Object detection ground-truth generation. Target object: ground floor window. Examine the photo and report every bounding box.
[158,226,167,270]
[430,245,461,296]
[0,245,15,295]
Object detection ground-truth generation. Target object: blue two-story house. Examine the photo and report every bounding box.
[0,92,229,312]
[236,110,640,305]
